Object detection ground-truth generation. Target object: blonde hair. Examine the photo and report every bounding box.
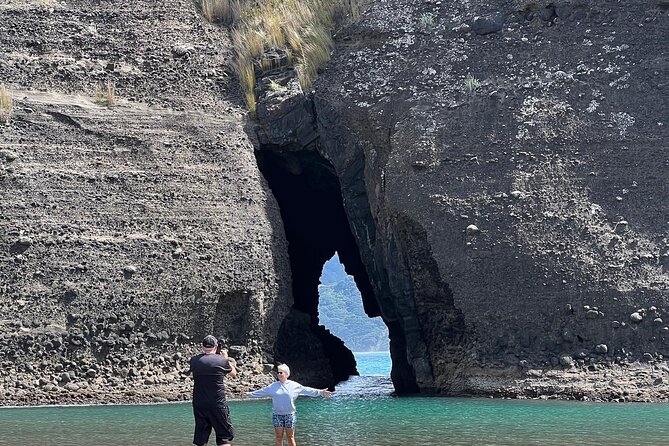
[277,363,290,377]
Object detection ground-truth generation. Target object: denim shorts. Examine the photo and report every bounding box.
[272,413,296,429]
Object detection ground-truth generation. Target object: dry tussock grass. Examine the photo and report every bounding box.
[0,85,12,124]
[201,0,241,25]
[220,0,365,113]
[94,81,116,107]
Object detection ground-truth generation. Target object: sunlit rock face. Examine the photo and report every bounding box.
[2,0,668,406]
[310,0,669,399]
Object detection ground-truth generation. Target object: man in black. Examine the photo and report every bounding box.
[189,335,237,446]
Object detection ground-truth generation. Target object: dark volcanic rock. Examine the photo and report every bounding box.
[255,69,318,149]
[306,0,668,400]
[472,12,504,35]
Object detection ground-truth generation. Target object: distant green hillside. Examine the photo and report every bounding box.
[318,254,388,352]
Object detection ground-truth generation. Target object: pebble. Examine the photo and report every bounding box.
[122,265,137,278]
[472,12,504,35]
[465,224,480,235]
[595,344,608,354]
[559,356,574,366]
[614,221,628,234]
[0,149,18,162]
[64,383,80,392]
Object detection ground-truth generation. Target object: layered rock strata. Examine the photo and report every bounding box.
[0,0,290,405]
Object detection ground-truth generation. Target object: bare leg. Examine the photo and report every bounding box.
[285,428,296,446]
[274,427,285,446]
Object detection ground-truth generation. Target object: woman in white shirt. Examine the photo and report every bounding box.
[246,363,332,446]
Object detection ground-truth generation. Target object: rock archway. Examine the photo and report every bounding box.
[255,149,380,387]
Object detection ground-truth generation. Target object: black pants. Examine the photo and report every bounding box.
[193,405,234,446]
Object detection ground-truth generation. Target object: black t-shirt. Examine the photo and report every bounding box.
[189,353,232,408]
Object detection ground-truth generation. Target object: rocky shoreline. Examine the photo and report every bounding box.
[463,362,669,403]
[0,341,276,407]
[0,376,275,408]
[4,356,668,407]
[0,308,279,408]
[1,303,666,407]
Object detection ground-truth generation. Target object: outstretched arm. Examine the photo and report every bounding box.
[246,383,275,398]
[298,385,333,398]
[319,388,333,398]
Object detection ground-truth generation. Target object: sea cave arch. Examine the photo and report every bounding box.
[317,253,390,356]
[256,148,395,389]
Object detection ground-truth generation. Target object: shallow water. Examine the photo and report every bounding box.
[2,352,668,445]
[353,350,392,377]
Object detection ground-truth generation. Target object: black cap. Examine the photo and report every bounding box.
[202,335,217,348]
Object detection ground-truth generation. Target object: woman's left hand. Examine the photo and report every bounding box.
[320,389,333,398]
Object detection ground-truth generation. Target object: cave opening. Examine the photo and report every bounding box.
[255,149,383,388]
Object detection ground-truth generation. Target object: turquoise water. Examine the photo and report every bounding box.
[354,350,392,376]
[1,352,668,445]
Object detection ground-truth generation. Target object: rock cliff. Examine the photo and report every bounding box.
[254,0,668,401]
[310,0,669,400]
[0,0,293,405]
[1,0,668,405]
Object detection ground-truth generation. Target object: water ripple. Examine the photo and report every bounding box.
[334,375,395,399]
